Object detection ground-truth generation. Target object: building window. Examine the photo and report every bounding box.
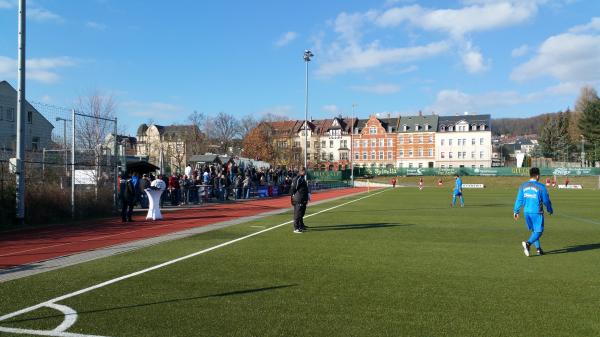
[370,151,376,160]
[415,124,420,131]
[424,124,430,131]
[441,165,445,168]
[321,152,327,160]
[329,140,334,148]
[387,151,392,160]
[418,148,423,156]
[408,136,413,144]
[480,138,484,145]
[441,139,445,146]
[329,153,334,161]
[480,164,484,168]
[369,127,377,134]
[462,152,466,159]
[449,152,453,159]
[6,107,15,121]
[314,153,319,160]
[403,124,408,131]
[408,163,413,168]
[458,152,462,159]
[27,111,33,124]
[458,139,462,146]
[294,141,300,148]
[418,163,423,168]
[342,140,347,148]
[472,165,476,169]
[409,149,414,157]
[378,151,384,160]
[362,140,368,147]
[428,149,433,157]
[379,139,384,147]
[429,135,433,143]
[341,152,348,160]
[449,165,453,168]
[419,135,423,143]
[399,137,404,144]
[31,137,39,151]
[387,139,393,147]
[441,152,445,158]
[471,151,475,159]
[354,152,359,160]
[480,124,486,131]
[371,139,376,147]
[399,149,404,157]
[354,141,360,148]
[449,139,453,146]
[472,138,476,145]
[480,151,484,159]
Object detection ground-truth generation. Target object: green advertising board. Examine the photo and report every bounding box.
[352,167,600,177]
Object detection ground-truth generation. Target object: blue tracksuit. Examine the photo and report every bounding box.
[452,177,464,206]
[513,179,553,249]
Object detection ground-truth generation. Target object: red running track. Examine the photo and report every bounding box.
[0,187,370,270]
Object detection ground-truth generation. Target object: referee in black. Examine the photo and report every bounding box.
[290,167,310,233]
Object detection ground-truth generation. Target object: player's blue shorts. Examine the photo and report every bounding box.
[453,189,462,196]
[524,213,544,233]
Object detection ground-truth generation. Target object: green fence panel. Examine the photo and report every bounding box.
[349,166,600,177]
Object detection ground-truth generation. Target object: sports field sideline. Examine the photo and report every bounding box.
[0,184,599,336]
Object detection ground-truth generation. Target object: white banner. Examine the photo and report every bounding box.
[74,170,97,185]
[462,184,485,188]
[557,184,583,189]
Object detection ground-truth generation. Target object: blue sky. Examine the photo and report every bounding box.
[1,0,599,135]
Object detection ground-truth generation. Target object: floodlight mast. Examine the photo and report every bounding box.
[15,0,26,225]
[303,50,313,170]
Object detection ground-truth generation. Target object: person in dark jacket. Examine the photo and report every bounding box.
[119,173,136,222]
[290,167,310,233]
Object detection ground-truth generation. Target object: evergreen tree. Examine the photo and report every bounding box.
[539,111,572,160]
[578,100,600,162]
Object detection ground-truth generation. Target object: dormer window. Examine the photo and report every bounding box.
[480,124,486,130]
[440,125,446,132]
[449,126,454,132]
[369,127,377,134]
[403,124,408,131]
[415,124,420,131]
[424,124,429,131]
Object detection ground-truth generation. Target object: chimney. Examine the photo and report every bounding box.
[418,110,423,116]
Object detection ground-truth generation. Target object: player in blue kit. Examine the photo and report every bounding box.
[513,167,553,257]
[451,174,464,207]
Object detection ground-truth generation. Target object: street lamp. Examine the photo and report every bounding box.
[303,49,314,170]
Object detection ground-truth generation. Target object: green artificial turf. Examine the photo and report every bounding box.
[0,185,599,337]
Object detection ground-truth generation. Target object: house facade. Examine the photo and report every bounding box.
[435,115,492,168]
[0,81,54,158]
[136,123,201,173]
[352,115,399,169]
[397,115,438,169]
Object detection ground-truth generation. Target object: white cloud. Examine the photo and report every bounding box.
[317,40,450,76]
[86,21,107,31]
[0,56,76,84]
[461,43,488,73]
[322,104,341,114]
[511,44,530,57]
[568,17,600,34]
[28,6,63,23]
[511,33,600,82]
[274,31,298,47]
[0,0,15,9]
[375,2,538,38]
[426,83,583,115]
[350,83,402,94]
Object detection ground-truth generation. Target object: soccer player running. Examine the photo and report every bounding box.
[513,167,553,257]
[451,174,464,207]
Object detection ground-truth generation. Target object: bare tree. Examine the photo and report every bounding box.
[213,111,241,154]
[239,115,258,139]
[186,110,208,155]
[74,91,117,199]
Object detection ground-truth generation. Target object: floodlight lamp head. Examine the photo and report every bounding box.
[303,50,314,62]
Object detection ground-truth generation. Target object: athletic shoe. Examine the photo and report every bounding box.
[293,229,303,234]
[522,241,531,257]
[537,249,544,256]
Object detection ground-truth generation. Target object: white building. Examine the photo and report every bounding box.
[435,114,492,168]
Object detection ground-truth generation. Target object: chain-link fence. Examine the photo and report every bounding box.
[0,102,118,227]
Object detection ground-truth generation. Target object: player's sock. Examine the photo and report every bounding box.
[452,195,456,205]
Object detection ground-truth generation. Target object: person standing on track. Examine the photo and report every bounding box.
[513,167,553,257]
[290,167,310,233]
[451,174,464,207]
[418,177,424,191]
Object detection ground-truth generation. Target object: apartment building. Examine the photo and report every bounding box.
[435,114,492,168]
[352,115,399,169]
[397,115,438,168]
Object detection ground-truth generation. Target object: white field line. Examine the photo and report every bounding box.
[0,326,109,337]
[555,212,600,225]
[0,189,387,323]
